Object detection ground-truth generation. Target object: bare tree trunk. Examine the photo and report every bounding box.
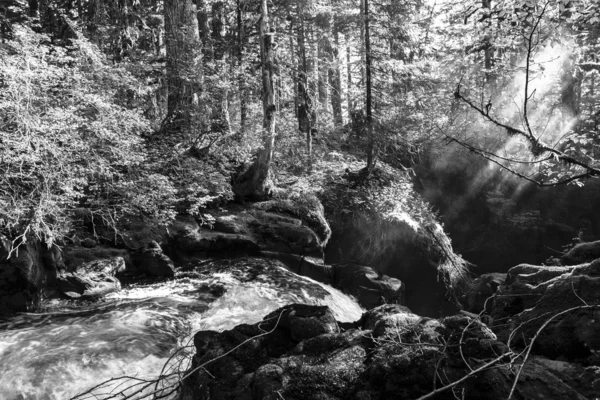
[296,2,313,161]
[482,0,494,85]
[237,0,248,131]
[347,35,353,114]
[329,15,343,126]
[163,0,202,136]
[289,21,298,118]
[232,0,276,200]
[211,1,231,136]
[365,0,375,170]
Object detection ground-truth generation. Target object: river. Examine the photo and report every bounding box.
[0,258,363,400]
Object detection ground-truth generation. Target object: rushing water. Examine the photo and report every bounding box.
[0,259,363,400]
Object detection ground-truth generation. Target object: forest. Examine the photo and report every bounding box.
[1,0,600,399]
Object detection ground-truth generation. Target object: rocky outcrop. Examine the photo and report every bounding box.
[131,240,175,277]
[0,240,58,314]
[168,199,330,262]
[179,304,590,400]
[463,272,506,313]
[490,259,600,361]
[57,257,125,299]
[320,165,470,317]
[562,240,600,265]
[332,263,404,309]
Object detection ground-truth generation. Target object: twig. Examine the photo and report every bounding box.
[506,305,600,400]
[415,353,510,400]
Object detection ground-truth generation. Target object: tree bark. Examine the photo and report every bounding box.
[329,15,343,125]
[232,0,277,199]
[347,35,353,114]
[365,0,375,170]
[211,1,231,136]
[164,0,202,135]
[296,2,313,160]
[237,0,248,130]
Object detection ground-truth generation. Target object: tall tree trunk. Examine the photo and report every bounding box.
[365,0,375,170]
[163,0,201,136]
[232,0,276,199]
[28,0,39,18]
[329,15,343,125]
[318,15,330,112]
[482,0,494,85]
[211,1,231,136]
[237,0,248,130]
[296,3,313,160]
[289,21,298,118]
[347,35,353,114]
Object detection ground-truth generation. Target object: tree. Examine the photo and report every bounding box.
[232,0,277,200]
[365,0,375,170]
[450,0,600,186]
[163,0,202,136]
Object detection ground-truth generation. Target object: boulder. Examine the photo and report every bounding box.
[57,257,125,299]
[168,216,260,260]
[179,304,589,400]
[167,201,328,262]
[333,263,404,309]
[491,260,600,360]
[131,241,175,277]
[63,246,131,270]
[0,240,54,314]
[260,251,333,284]
[463,273,506,313]
[562,240,600,265]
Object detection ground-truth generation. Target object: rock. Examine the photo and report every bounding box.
[180,304,588,400]
[57,257,125,299]
[252,196,332,246]
[260,251,333,284]
[491,261,600,360]
[131,241,175,277]
[168,201,328,261]
[361,304,413,329]
[286,304,339,341]
[63,246,131,270]
[252,364,285,399]
[505,264,573,285]
[168,216,260,260]
[562,240,600,265]
[463,273,506,313]
[333,263,404,309]
[0,240,51,314]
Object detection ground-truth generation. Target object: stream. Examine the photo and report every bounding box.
[0,259,363,400]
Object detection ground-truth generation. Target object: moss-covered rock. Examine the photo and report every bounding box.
[179,304,588,400]
[491,259,600,361]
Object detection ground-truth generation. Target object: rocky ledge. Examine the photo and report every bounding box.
[0,196,405,314]
[177,303,592,400]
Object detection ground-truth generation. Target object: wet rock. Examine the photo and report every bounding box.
[63,246,131,270]
[180,304,587,400]
[168,216,260,258]
[131,240,175,277]
[333,263,404,309]
[57,257,125,299]
[285,304,339,341]
[261,251,333,284]
[0,240,52,313]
